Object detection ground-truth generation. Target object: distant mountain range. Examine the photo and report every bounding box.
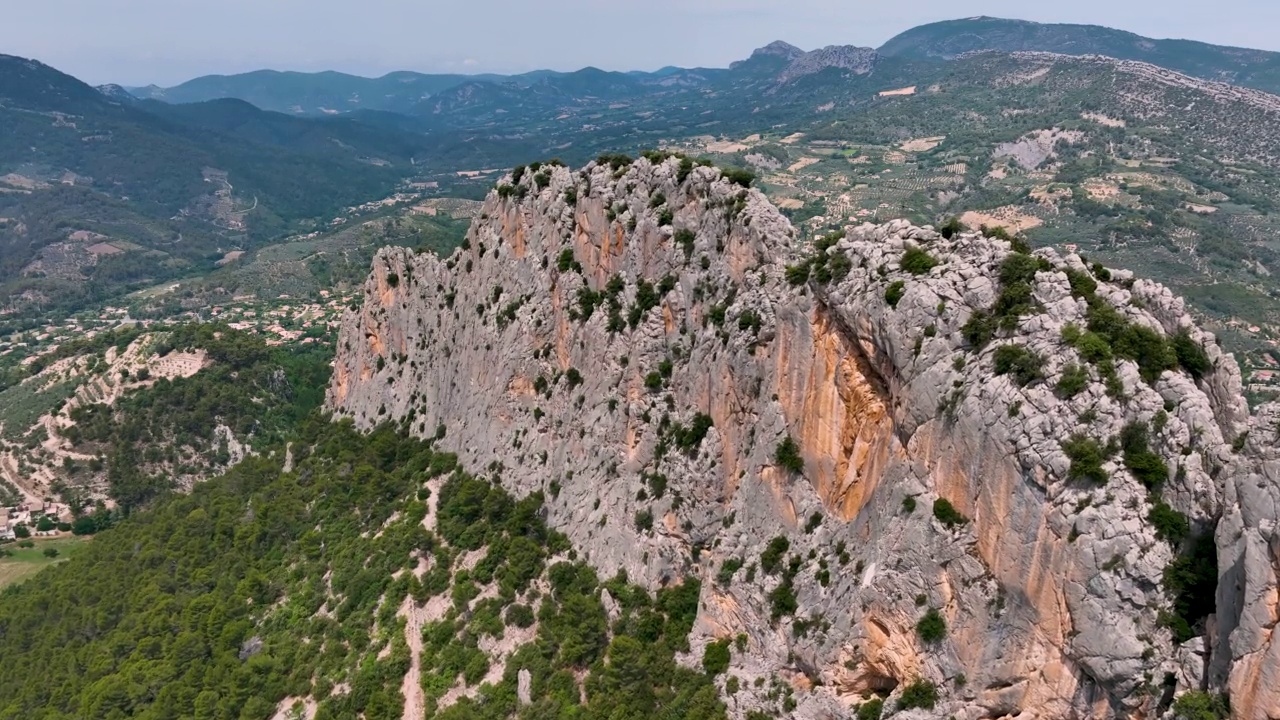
[7,15,1280,322]
[126,52,875,118]
[127,17,1280,117]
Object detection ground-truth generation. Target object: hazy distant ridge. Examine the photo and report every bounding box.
[128,16,1280,115]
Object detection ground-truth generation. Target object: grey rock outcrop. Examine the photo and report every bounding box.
[776,45,881,85]
[329,156,1279,718]
[1216,401,1280,719]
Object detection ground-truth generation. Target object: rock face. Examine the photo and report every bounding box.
[1217,402,1280,719]
[329,156,1280,718]
[776,45,881,84]
[730,41,880,86]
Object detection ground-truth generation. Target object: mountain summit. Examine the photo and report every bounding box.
[329,154,1280,717]
[732,40,806,66]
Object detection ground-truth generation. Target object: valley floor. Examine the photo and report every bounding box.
[0,535,89,589]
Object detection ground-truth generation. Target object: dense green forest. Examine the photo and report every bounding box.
[0,419,725,720]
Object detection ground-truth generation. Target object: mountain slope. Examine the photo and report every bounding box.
[0,54,408,217]
[0,417,728,720]
[879,16,1280,93]
[137,98,432,165]
[0,54,422,315]
[1,156,1277,719]
[328,155,1280,716]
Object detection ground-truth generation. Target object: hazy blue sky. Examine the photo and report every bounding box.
[4,0,1277,86]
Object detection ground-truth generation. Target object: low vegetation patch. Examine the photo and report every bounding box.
[667,413,714,454]
[1149,499,1190,544]
[992,343,1045,387]
[775,435,804,474]
[702,639,731,676]
[933,498,967,528]
[1063,433,1110,484]
[962,251,1052,349]
[938,217,966,239]
[898,679,938,710]
[901,246,939,275]
[786,232,852,286]
[1120,421,1169,489]
[1172,691,1230,720]
[857,698,884,720]
[1056,362,1090,398]
[884,281,906,309]
[916,608,947,643]
[760,536,789,575]
[1162,531,1219,643]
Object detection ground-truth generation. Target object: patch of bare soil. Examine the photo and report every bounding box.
[1082,112,1126,127]
[216,250,245,266]
[0,174,49,191]
[706,139,750,154]
[787,157,820,173]
[1083,180,1122,200]
[901,136,945,153]
[269,697,317,720]
[1029,185,1073,207]
[85,243,123,256]
[960,207,1043,234]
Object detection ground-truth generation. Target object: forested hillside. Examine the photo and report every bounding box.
[71,325,333,510]
[0,420,726,720]
[0,324,333,513]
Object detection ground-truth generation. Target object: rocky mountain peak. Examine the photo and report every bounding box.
[95,83,136,103]
[756,40,806,60]
[329,155,1280,717]
[730,40,806,71]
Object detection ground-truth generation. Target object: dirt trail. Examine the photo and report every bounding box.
[268,697,317,720]
[398,596,427,720]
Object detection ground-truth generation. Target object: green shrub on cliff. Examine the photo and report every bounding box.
[775,436,804,474]
[916,608,947,643]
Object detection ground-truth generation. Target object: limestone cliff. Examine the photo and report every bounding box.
[329,155,1280,719]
